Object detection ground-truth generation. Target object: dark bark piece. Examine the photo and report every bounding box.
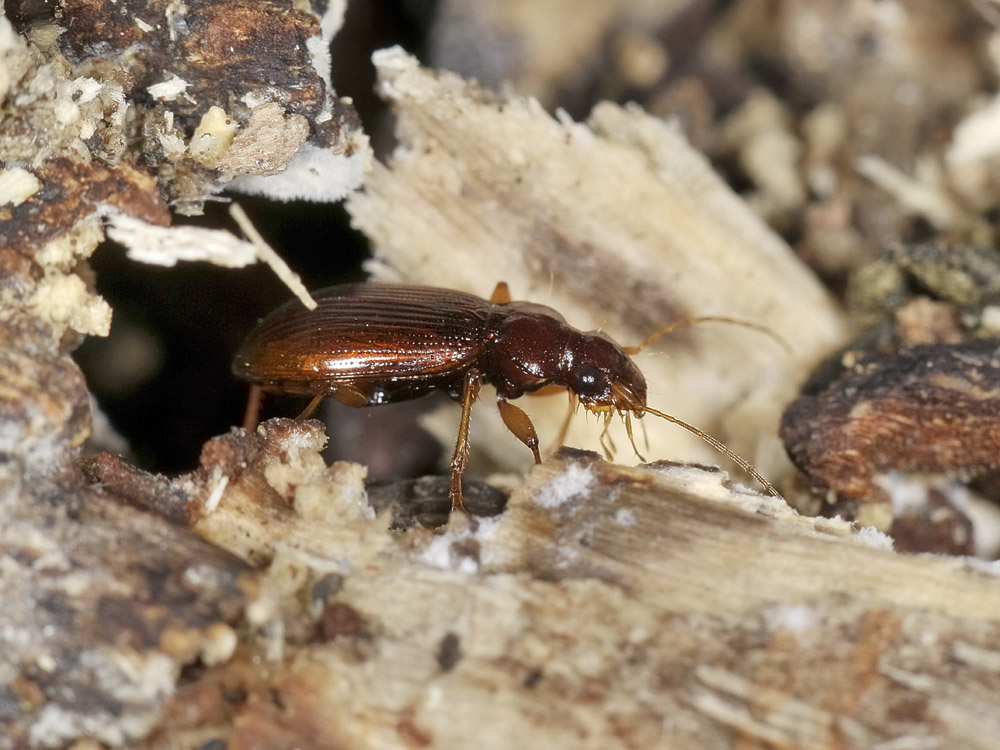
[84,452,196,525]
[0,160,170,262]
[0,472,256,749]
[366,475,509,529]
[56,0,328,123]
[781,339,1000,503]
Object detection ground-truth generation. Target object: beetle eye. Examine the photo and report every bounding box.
[570,363,605,395]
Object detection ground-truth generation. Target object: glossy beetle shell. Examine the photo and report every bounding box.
[234,284,494,404]
[233,283,647,409]
[233,283,776,507]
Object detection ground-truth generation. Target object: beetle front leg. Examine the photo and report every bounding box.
[551,391,578,454]
[449,368,483,513]
[496,397,541,464]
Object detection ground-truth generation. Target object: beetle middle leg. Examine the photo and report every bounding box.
[294,383,372,421]
[449,368,483,512]
[496,397,541,464]
[242,384,264,430]
[549,391,579,454]
[296,392,327,420]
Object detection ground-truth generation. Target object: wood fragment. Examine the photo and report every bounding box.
[0,326,256,749]
[229,203,317,310]
[142,422,1000,750]
[780,339,1000,552]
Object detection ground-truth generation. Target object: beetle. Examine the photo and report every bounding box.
[233,282,779,512]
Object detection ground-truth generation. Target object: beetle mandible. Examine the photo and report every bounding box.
[233,282,779,511]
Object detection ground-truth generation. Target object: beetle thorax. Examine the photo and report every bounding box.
[485,304,647,412]
[485,304,572,398]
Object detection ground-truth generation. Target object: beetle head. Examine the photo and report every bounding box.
[563,330,647,415]
[489,305,646,411]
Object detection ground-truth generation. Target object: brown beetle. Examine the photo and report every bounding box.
[233,282,778,511]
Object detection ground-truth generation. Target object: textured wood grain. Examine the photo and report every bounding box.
[157,420,1000,750]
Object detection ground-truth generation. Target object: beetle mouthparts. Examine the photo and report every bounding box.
[610,381,644,413]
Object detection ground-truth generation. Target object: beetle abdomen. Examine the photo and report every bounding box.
[233,284,492,399]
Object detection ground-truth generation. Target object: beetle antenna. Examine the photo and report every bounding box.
[623,317,790,356]
[639,405,781,498]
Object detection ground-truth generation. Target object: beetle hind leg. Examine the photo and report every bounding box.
[294,383,371,422]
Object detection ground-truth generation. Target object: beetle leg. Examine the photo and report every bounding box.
[296,392,327,419]
[550,391,578,453]
[490,282,512,304]
[599,412,616,460]
[496,397,541,464]
[450,368,483,513]
[242,385,264,431]
[623,412,646,462]
[296,384,371,421]
[328,384,371,408]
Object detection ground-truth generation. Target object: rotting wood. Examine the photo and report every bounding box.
[781,340,1000,502]
[129,418,1000,750]
[6,2,1000,747]
[0,2,360,744]
[0,320,258,749]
